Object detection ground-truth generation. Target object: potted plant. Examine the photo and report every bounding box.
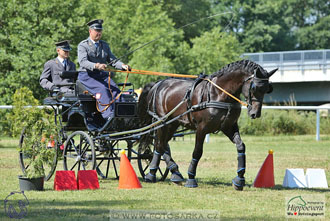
[18,119,58,191]
[7,88,58,191]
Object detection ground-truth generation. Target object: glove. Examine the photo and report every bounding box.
[50,85,60,92]
[122,64,132,71]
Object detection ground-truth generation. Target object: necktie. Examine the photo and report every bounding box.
[95,42,100,56]
[63,59,67,70]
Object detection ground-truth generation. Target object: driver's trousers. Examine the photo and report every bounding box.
[78,71,121,119]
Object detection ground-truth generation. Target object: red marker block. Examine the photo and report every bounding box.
[77,170,99,190]
[54,171,77,191]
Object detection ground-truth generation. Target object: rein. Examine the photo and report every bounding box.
[94,72,129,113]
[97,69,250,139]
[105,68,248,107]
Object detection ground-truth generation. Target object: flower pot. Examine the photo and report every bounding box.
[18,176,44,191]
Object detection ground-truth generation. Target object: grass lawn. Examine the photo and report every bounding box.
[0,134,329,220]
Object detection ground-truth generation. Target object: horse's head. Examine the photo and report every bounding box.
[242,67,277,119]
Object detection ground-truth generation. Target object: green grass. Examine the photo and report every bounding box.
[0,135,329,220]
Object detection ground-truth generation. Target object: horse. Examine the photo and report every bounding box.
[137,60,277,190]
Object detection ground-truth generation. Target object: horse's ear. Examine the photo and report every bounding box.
[267,68,278,78]
[255,67,264,78]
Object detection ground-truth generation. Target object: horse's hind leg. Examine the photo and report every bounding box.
[160,124,184,184]
[224,123,246,191]
[145,124,184,183]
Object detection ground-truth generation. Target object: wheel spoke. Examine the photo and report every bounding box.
[97,159,104,167]
[158,168,164,177]
[70,161,79,171]
[63,131,95,173]
[137,142,170,181]
[143,164,149,173]
[106,160,110,178]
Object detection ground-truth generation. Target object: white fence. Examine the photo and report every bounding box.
[1,105,329,141]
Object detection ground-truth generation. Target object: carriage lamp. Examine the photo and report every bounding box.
[56,92,65,102]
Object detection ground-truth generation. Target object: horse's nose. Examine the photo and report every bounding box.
[250,113,256,119]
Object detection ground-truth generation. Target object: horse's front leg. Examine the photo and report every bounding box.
[224,123,246,191]
[162,145,184,184]
[185,130,206,188]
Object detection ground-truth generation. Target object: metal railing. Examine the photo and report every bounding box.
[1,105,329,141]
[242,49,330,74]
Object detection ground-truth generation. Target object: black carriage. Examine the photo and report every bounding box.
[19,71,169,181]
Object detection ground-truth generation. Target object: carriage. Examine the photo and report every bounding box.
[18,70,170,182]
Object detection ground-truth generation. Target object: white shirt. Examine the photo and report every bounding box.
[57,57,66,67]
[90,39,99,45]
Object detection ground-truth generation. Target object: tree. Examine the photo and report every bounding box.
[295,15,330,49]
[283,0,330,49]
[188,27,243,74]
[0,0,98,104]
[4,0,326,107]
[99,0,185,87]
[160,0,212,43]
[210,0,329,52]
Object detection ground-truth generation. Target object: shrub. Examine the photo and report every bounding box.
[238,109,322,135]
[5,87,55,137]
[6,87,58,178]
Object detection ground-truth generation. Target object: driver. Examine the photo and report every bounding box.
[40,40,76,93]
[77,19,131,121]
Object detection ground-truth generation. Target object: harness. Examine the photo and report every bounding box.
[147,80,166,121]
[147,75,242,128]
[95,73,261,141]
[185,74,207,125]
[96,76,244,141]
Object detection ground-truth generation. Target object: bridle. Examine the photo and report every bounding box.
[244,74,270,108]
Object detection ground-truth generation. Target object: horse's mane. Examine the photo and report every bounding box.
[210,60,266,78]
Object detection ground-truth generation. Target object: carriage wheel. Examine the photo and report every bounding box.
[137,144,170,181]
[63,131,96,172]
[19,127,58,181]
[95,140,132,179]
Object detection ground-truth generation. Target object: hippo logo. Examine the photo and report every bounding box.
[4,191,29,219]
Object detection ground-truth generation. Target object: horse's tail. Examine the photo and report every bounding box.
[137,82,156,152]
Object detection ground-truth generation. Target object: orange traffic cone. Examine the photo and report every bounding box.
[118,150,142,189]
[253,149,275,188]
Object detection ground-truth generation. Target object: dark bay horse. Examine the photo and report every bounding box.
[138,60,277,190]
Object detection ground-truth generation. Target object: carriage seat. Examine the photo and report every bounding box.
[59,71,94,101]
[48,71,78,98]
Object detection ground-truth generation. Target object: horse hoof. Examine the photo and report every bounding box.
[184,179,198,188]
[232,183,244,191]
[232,176,245,191]
[170,171,184,184]
[144,173,156,183]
